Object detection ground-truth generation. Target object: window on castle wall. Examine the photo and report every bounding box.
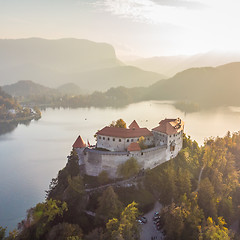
[113,138,115,141]
[127,139,129,142]
[103,137,105,140]
[170,145,175,152]
[119,139,121,142]
[108,138,110,141]
[99,136,101,139]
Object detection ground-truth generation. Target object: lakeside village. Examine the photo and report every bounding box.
[72,118,184,178]
[0,106,41,123]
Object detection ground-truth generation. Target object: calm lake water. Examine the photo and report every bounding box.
[1,101,240,231]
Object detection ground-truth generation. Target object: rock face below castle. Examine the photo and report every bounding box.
[73,118,184,178]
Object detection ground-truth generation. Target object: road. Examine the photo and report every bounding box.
[85,175,142,193]
[140,201,164,240]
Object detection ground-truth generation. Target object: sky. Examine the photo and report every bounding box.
[1,0,240,58]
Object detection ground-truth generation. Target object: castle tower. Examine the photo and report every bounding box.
[72,135,86,166]
[72,135,86,149]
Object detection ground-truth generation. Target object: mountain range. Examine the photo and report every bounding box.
[2,62,240,108]
[0,38,164,91]
[127,51,240,77]
[2,80,84,97]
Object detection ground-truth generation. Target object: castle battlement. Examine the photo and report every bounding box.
[73,119,184,178]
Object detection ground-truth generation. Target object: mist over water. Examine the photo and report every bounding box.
[1,101,240,230]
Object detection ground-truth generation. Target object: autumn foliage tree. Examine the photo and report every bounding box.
[117,157,141,179]
[96,186,122,224]
[109,119,127,128]
[105,202,140,240]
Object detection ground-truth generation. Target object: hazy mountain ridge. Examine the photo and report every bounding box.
[0,38,164,90]
[127,51,240,77]
[2,80,85,98]
[4,62,240,109]
[146,62,240,106]
[2,80,59,97]
[0,38,120,73]
[57,83,83,95]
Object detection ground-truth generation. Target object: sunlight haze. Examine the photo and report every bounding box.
[1,0,240,58]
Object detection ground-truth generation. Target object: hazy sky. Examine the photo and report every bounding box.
[1,0,240,58]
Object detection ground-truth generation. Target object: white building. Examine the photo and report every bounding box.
[73,118,184,178]
[96,120,154,152]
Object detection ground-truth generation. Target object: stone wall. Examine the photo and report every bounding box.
[97,135,154,151]
[83,145,167,178]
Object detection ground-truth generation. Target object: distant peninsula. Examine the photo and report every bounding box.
[0,87,41,135]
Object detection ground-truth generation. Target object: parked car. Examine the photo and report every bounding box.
[153,215,160,222]
[140,216,147,223]
[137,219,144,224]
[154,211,159,216]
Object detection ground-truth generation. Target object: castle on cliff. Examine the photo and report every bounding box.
[72,118,184,178]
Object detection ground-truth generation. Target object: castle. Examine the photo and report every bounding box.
[73,118,184,178]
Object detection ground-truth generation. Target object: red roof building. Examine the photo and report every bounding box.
[127,142,141,152]
[152,118,184,135]
[128,120,140,129]
[96,126,152,138]
[72,135,86,148]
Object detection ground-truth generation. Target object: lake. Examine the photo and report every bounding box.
[1,101,240,231]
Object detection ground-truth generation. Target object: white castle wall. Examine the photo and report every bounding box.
[76,129,183,178]
[82,145,167,178]
[152,131,167,146]
[166,130,183,160]
[97,135,154,151]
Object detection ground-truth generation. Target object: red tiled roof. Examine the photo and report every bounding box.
[152,118,184,135]
[96,126,152,138]
[73,135,86,148]
[129,120,140,129]
[127,142,141,152]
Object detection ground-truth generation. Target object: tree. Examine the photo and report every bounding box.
[109,119,126,128]
[105,202,140,240]
[0,227,6,240]
[46,222,83,240]
[162,203,188,240]
[117,157,140,179]
[19,199,68,239]
[161,194,203,240]
[67,175,84,194]
[67,149,80,177]
[98,170,109,185]
[199,217,231,240]
[198,178,217,220]
[96,186,123,223]
[138,136,147,149]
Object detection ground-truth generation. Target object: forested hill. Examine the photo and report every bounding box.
[25,62,240,109]
[147,62,240,107]
[4,62,240,109]
[2,80,59,97]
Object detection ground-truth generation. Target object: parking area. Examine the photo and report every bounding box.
[140,201,164,240]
